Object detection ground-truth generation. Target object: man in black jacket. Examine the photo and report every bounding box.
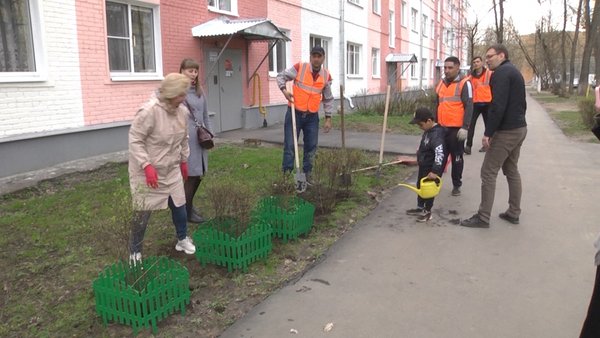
[461,44,528,228]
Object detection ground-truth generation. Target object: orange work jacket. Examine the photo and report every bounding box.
[291,63,329,113]
[436,77,469,127]
[469,69,492,103]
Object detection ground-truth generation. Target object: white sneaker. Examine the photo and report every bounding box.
[129,252,142,267]
[175,236,196,254]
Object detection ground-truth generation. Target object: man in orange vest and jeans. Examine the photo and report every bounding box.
[435,56,473,196]
[465,56,492,154]
[276,46,334,179]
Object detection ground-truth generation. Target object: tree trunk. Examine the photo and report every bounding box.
[560,0,568,96]
[492,0,505,43]
[579,0,598,95]
[569,0,583,94]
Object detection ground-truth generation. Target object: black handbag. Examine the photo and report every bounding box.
[184,101,214,149]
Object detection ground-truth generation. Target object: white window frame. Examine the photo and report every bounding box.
[106,1,163,81]
[430,19,435,40]
[400,1,408,27]
[411,8,418,32]
[0,0,47,83]
[346,42,361,77]
[422,14,428,37]
[388,10,395,47]
[372,0,380,14]
[207,0,239,16]
[371,48,380,78]
[268,32,290,77]
[410,63,417,79]
[310,35,330,70]
[348,0,362,6]
[421,58,427,79]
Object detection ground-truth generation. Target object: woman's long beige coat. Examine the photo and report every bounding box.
[128,98,190,210]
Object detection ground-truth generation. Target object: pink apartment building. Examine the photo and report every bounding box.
[0,0,466,180]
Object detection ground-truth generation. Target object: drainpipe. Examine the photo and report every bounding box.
[419,0,423,89]
[339,0,345,89]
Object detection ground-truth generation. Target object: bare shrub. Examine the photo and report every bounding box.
[303,149,364,214]
[97,184,134,260]
[578,96,597,128]
[267,171,297,210]
[205,179,255,237]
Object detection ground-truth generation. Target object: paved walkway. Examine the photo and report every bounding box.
[221,95,600,338]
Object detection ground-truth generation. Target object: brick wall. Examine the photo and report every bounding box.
[0,0,84,138]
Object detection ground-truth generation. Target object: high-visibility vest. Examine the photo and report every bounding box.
[469,69,492,103]
[291,63,329,113]
[436,77,468,127]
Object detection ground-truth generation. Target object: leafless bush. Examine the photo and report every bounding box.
[267,171,297,211]
[97,185,134,260]
[205,179,255,237]
[353,89,436,117]
[303,149,364,214]
[578,96,597,128]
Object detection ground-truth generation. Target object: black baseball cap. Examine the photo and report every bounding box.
[409,107,434,124]
[310,46,325,56]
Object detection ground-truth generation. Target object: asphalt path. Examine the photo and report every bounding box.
[221,94,600,338]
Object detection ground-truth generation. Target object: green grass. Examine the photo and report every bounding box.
[331,111,422,135]
[0,144,413,337]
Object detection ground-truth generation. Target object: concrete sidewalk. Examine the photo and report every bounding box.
[0,124,419,195]
[220,95,600,338]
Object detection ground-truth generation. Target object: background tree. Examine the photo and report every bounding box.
[568,0,583,94]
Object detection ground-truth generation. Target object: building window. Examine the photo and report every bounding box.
[371,48,380,77]
[430,19,435,39]
[372,0,380,14]
[410,63,416,79]
[347,42,361,76]
[348,0,361,6]
[208,0,238,14]
[106,1,162,80]
[422,15,428,37]
[0,0,45,82]
[388,10,395,47]
[421,58,427,79]
[401,1,407,27]
[411,8,418,32]
[269,32,289,76]
[310,35,330,69]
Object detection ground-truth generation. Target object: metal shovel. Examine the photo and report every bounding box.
[289,85,307,193]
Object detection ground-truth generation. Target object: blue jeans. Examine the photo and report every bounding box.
[129,196,188,254]
[282,107,319,174]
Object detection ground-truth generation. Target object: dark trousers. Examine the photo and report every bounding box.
[441,127,464,188]
[466,103,489,148]
[282,107,319,174]
[416,166,440,211]
[581,266,600,337]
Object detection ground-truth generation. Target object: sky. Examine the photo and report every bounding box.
[467,0,579,35]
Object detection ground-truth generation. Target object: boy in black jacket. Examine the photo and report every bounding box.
[405,107,446,222]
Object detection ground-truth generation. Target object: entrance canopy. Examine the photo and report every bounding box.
[192,16,290,41]
[385,53,418,63]
[192,16,290,85]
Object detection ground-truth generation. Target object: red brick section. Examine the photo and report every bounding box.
[75,0,161,125]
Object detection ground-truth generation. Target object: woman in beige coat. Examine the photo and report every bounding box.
[128,73,196,265]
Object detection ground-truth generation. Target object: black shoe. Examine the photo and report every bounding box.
[479,147,486,153]
[406,208,424,216]
[416,210,432,222]
[464,146,472,155]
[451,187,461,196]
[499,212,519,224]
[187,208,205,223]
[460,214,490,228]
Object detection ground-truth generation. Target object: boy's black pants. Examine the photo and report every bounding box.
[581,266,600,337]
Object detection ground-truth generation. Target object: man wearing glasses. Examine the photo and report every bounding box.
[461,44,528,228]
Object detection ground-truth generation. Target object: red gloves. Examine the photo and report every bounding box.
[144,164,159,188]
[180,162,188,181]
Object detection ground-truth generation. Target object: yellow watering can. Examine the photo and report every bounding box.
[398,176,442,199]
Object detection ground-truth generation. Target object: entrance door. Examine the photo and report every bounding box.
[205,49,243,132]
[387,62,398,91]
